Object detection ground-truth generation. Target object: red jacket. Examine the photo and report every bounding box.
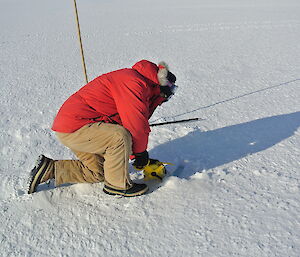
[52,60,166,153]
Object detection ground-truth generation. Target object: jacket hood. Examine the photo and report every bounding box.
[132,60,160,85]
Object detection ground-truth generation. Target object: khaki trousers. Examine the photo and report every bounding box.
[54,122,133,190]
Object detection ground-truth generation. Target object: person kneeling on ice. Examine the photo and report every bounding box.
[28,60,177,197]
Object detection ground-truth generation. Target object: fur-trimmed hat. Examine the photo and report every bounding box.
[157,62,176,86]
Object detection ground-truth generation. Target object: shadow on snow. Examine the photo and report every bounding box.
[150,111,300,179]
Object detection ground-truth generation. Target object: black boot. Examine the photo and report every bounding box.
[28,155,55,194]
[103,183,148,197]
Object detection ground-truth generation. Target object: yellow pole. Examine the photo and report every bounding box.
[73,0,88,84]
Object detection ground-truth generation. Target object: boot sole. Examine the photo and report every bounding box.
[28,155,51,194]
[103,186,149,197]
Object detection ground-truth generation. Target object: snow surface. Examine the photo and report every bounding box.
[1,0,300,256]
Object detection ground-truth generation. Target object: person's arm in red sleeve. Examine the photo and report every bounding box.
[148,95,166,119]
[147,84,166,119]
[111,80,151,154]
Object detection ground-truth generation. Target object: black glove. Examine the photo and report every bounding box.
[133,151,149,169]
[148,159,160,165]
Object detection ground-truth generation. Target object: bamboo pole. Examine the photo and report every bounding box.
[73,0,88,84]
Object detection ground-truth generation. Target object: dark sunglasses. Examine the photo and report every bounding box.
[165,81,178,100]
